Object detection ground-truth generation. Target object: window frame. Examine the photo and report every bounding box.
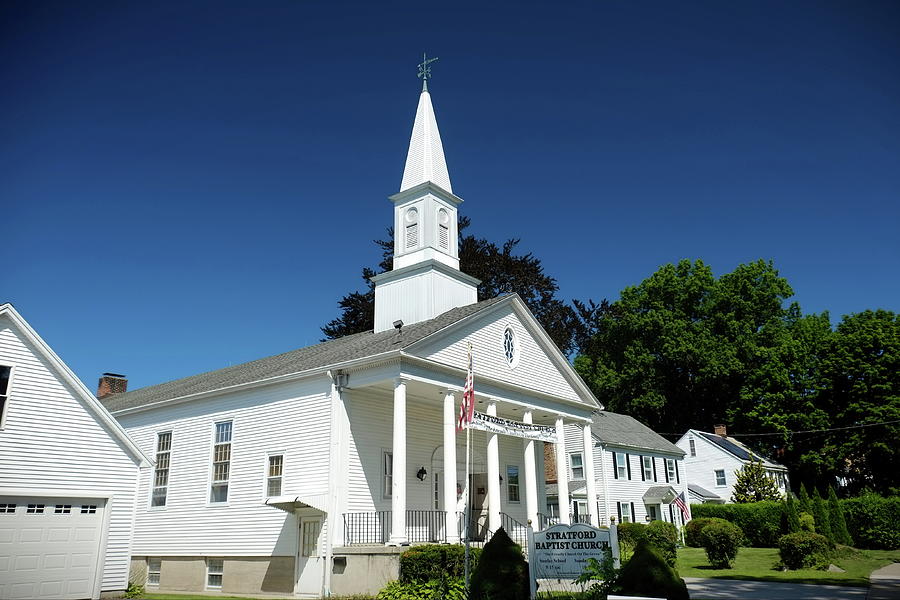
[689,438,696,457]
[151,431,172,509]
[715,469,727,487]
[206,558,224,589]
[569,452,585,480]
[147,558,162,587]
[301,519,322,557]
[642,456,653,481]
[615,452,628,480]
[382,450,393,499]
[208,420,233,505]
[265,453,284,498]
[506,465,520,503]
[666,459,677,483]
[0,364,14,429]
[618,501,633,523]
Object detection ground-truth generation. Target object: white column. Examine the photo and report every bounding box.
[555,417,570,524]
[389,377,408,545]
[523,410,539,528]
[583,422,599,527]
[486,400,501,535]
[443,390,460,543]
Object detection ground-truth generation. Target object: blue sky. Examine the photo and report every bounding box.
[4,1,898,391]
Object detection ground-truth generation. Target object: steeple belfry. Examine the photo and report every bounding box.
[370,60,479,333]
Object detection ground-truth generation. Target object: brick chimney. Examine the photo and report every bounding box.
[97,373,127,399]
[544,443,558,484]
[714,423,727,437]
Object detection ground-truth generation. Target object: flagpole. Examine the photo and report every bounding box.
[464,423,471,592]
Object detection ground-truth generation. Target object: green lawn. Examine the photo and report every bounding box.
[676,546,900,587]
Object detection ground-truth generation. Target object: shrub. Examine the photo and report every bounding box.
[575,551,620,600]
[799,511,816,532]
[798,483,811,514]
[123,582,144,599]
[783,494,801,534]
[615,521,645,561]
[399,544,479,583]
[841,493,900,549]
[645,520,678,567]
[700,519,743,568]
[615,540,689,600]
[469,528,530,600]
[691,501,778,546]
[811,488,833,542]
[685,517,725,547]
[828,487,853,546]
[778,531,832,570]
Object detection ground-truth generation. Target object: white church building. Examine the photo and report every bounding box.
[102,75,603,597]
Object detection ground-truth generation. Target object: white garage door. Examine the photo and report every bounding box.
[0,496,105,600]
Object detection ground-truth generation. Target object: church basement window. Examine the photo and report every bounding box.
[206,558,223,589]
[147,558,161,586]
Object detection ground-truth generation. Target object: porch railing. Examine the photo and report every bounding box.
[343,510,449,545]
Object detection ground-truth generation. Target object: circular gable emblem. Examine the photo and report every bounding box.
[503,326,520,368]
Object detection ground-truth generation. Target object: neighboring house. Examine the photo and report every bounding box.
[546,411,690,528]
[676,425,790,504]
[100,81,602,598]
[0,304,151,600]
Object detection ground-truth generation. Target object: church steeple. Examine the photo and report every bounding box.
[370,59,479,333]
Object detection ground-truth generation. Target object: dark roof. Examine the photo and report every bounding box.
[591,411,684,456]
[695,431,786,469]
[102,296,510,413]
[688,484,722,500]
[546,481,586,497]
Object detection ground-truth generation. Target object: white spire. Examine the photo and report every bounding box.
[400,89,452,193]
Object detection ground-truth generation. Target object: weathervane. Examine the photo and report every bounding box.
[417,52,439,91]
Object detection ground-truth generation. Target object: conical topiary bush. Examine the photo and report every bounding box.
[469,527,530,600]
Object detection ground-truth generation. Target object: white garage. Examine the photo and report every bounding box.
[0,497,107,600]
[0,304,150,599]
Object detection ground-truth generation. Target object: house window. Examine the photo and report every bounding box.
[267,454,283,497]
[152,431,172,507]
[383,451,393,498]
[507,465,520,502]
[206,558,223,589]
[715,469,726,486]
[642,456,653,481]
[210,421,232,503]
[301,520,321,557]
[147,558,161,586]
[570,453,584,480]
[615,453,629,479]
[0,365,11,427]
[667,459,677,483]
[618,502,633,523]
[689,438,696,457]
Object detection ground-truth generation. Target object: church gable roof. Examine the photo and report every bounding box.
[101,295,509,413]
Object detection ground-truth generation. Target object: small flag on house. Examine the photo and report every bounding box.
[673,491,690,520]
[456,344,475,431]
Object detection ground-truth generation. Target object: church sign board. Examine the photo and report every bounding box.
[527,523,619,593]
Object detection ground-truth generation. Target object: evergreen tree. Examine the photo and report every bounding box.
[811,488,833,542]
[784,494,801,534]
[731,458,783,503]
[828,486,853,546]
[797,483,811,514]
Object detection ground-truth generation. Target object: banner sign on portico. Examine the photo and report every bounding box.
[468,411,558,442]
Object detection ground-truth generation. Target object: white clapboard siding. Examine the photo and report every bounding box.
[412,305,581,403]
[0,317,141,592]
[676,432,745,503]
[345,388,540,527]
[560,424,686,525]
[118,376,332,556]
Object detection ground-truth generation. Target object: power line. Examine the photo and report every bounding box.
[661,419,900,437]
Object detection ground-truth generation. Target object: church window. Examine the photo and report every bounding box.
[437,208,450,250]
[503,326,519,368]
[210,421,232,503]
[405,207,419,249]
[0,365,12,428]
[152,431,172,507]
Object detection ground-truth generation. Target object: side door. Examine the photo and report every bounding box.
[295,516,323,597]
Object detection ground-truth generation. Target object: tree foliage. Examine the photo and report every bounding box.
[322,216,578,354]
[731,458,783,503]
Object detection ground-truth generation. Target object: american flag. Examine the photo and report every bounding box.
[673,491,690,521]
[456,344,475,431]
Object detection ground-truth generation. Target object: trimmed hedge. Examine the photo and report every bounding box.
[841,494,900,550]
[692,494,900,550]
[685,517,729,548]
[691,502,778,546]
[700,520,743,568]
[778,531,831,570]
[399,544,480,583]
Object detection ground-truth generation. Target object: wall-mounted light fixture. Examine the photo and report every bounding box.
[416,467,428,481]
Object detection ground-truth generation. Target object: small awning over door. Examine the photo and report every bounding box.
[264,493,329,513]
[642,485,677,505]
